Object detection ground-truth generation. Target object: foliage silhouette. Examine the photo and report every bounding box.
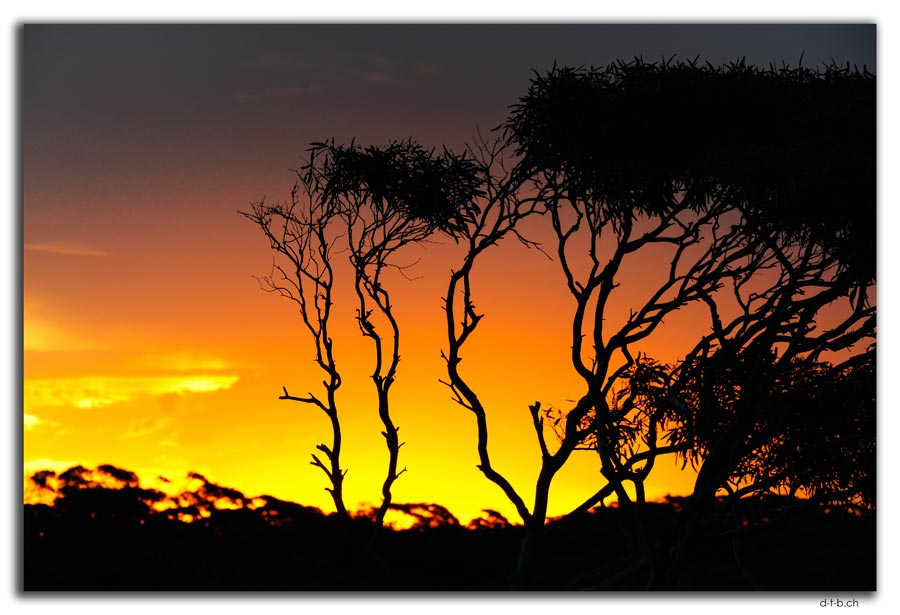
[240,175,350,519]
[23,465,873,590]
[422,60,875,587]
[307,139,481,534]
[466,509,512,531]
[507,58,874,280]
[232,57,876,591]
[241,140,480,535]
[308,138,484,235]
[496,58,874,588]
[388,502,461,530]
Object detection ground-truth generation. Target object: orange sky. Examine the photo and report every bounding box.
[23,208,705,524]
[22,24,877,525]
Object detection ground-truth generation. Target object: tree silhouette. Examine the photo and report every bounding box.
[500,58,874,588]
[466,509,512,530]
[659,245,874,587]
[243,139,481,534]
[388,502,461,530]
[438,133,546,587]
[25,469,57,503]
[241,170,350,519]
[234,57,874,590]
[38,464,167,524]
[305,139,482,533]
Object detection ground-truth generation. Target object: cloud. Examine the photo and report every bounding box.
[24,374,240,412]
[24,316,106,353]
[121,415,174,440]
[239,53,312,70]
[233,83,322,102]
[25,242,108,257]
[235,53,440,101]
[412,62,440,77]
[24,299,107,353]
[125,352,237,372]
[361,55,441,88]
[362,56,409,87]
[364,72,400,85]
[158,436,183,449]
[24,413,63,436]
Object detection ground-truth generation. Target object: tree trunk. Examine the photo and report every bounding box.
[512,523,542,590]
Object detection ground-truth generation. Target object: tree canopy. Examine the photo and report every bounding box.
[306,139,484,235]
[505,59,875,281]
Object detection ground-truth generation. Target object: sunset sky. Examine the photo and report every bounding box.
[22,23,877,525]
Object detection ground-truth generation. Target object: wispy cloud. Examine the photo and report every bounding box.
[361,55,441,88]
[121,415,174,440]
[362,56,413,87]
[235,52,441,102]
[363,72,397,84]
[25,243,108,257]
[239,53,313,70]
[412,62,440,77]
[24,375,240,412]
[125,352,238,372]
[24,307,106,353]
[234,83,322,102]
[24,412,62,435]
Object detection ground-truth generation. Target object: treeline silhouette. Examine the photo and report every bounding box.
[24,464,873,591]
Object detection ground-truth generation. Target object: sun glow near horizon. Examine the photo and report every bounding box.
[23,196,726,527]
[23,230,703,525]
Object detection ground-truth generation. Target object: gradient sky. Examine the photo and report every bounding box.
[23,24,876,524]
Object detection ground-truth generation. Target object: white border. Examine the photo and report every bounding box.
[5,2,897,613]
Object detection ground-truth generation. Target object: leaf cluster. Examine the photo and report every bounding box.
[667,346,875,506]
[506,58,874,281]
[305,139,485,235]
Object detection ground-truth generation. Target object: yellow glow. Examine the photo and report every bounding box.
[24,458,83,476]
[124,352,238,372]
[24,375,240,412]
[212,499,243,510]
[23,314,104,353]
[22,200,712,527]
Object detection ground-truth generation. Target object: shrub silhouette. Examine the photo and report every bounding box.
[24,464,873,590]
